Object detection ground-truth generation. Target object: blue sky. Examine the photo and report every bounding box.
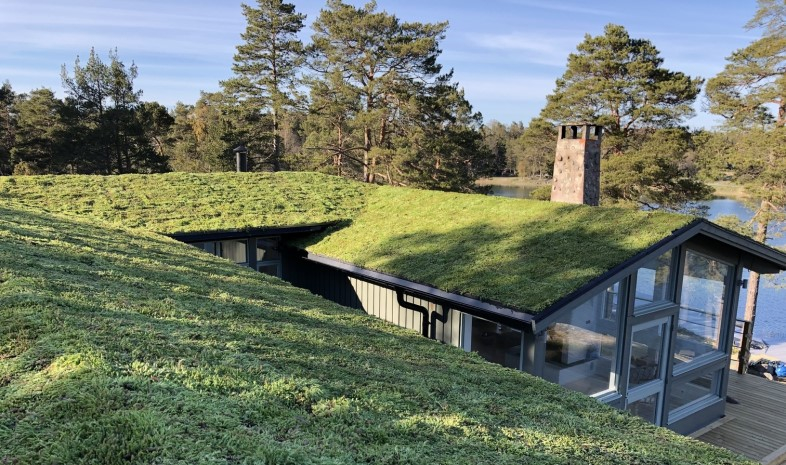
[1,0,761,128]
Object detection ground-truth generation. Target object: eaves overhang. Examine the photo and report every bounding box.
[301,251,537,331]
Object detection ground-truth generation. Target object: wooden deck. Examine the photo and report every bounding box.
[693,372,786,464]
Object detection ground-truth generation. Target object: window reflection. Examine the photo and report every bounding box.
[674,251,731,366]
[634,250,673,310]
[544,282,622,396]
[469,317,522,369]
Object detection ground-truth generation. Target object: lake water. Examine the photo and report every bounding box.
[488,185,786,344]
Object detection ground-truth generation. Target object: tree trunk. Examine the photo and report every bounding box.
[272,109,281,172]
[363,126,371,182]
[739,199,769,374]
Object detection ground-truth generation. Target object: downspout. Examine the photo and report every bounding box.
[396,287,430,337]
[430,305,451,340]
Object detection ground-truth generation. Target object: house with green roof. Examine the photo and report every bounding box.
[3,159,785,439]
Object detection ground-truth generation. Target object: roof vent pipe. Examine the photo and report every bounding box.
[233,145,248,173]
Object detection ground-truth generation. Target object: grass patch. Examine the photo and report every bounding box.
[1,172,695,314]
[0,204,751,464]
[0,172,370,235]
[707,181,753,201]
[476,176,550,188]
[302,186,693,313]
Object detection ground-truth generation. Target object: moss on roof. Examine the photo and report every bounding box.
[0,204,749,464]
[0,172,370,234]
[0,172,695,313]
[302,186,694,312]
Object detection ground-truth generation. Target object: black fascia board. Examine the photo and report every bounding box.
[303,252,536,331]
[696,219,786,269]
[168,223,334,243]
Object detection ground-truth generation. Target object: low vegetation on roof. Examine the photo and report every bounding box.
[0,204,747,464]
[302,186,695,313]
[0,172,696,313]
[0,172,370,234]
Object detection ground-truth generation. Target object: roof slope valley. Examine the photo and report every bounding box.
[0,203,752,464]
[0,172,698,314]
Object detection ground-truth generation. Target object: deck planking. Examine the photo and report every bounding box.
[695,372,786,464]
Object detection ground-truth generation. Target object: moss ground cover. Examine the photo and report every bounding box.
[303,185,694,313]
[0,172,370,234]
[0,204,749,464]
[1,172,695,314]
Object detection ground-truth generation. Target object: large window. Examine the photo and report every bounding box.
[544,281,622,396]
[673,251,731,367]
[668,369,722,414]
[466,316,522,369]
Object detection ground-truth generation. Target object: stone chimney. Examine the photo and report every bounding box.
[550,123,602,206]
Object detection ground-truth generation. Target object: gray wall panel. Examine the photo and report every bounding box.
[283,254,460,346]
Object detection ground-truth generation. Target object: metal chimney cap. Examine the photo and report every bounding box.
[233,145,248,154]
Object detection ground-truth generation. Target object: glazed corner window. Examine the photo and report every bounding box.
[673,250,732,366]
[634,250,674,310]
[543,280,623,396]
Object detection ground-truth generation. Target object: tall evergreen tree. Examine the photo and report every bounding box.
[706,0,786,127]
[223,0,305,171]
[705,1,786,369]
[541,24,703,155]
[0,81,18,175]
[10,88,67,174]
[61,48,165,173]
[308,0,448,183]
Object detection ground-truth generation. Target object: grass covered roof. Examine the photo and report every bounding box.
[0,172,694,313]
[0,204,749,464]
[0,172,370,234]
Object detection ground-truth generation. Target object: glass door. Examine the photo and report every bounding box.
[625,317,671,425]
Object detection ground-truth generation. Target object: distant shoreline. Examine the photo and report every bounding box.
[475,176,549,188]
[477,177,752,202]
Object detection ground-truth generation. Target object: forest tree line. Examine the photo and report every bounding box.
[1,0,785,215]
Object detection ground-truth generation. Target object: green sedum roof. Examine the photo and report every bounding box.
[0,172,694,313]
[0,204,749,464]
[0,172,370,234]
[302,186,693,313]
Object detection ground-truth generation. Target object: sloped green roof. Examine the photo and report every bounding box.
[302,186,693,313]
[0,172,694,313]
[0,204,749,464]
[0,172,370,234]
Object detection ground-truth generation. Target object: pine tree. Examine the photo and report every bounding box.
[540,24,708,208]
[541,24,703,155]
[223,0,305,171]
[0,81,17,175]
[309,0,448,184]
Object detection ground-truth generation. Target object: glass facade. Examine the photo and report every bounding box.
[191,237,282,277]
[673,251,731,366]
[543,282,622,396]
[193,239,248,265]
[628,319,668,388]
[668,369,721,413]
